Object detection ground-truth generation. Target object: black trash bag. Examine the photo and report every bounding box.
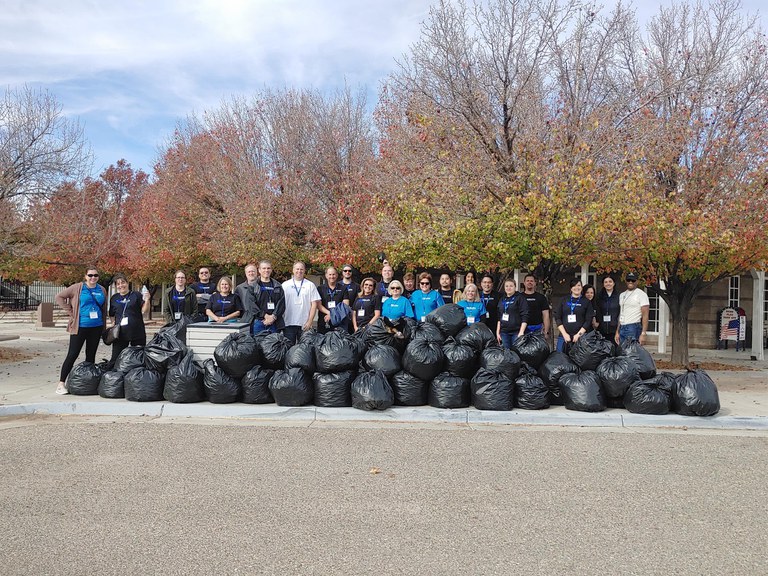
[619,338,657,379]
[514,373,550,410]
[124,367,164,402]
[455,323,496,353]
[158,314,194,343]
[144,332,187,373]
[363,318,408,353]
[538,352,580,406]
[66,361,105,395]
[269,367,314,406]
[98,370,125,399]
[672,369,720,416]
[213,332,261,378]
[605,396,626,409]
[402,339,445,382]
[164,353,205,403]
[512,333,550,369]
[363,345,402,379]
[285,341,317,372]
[442,338,478,379]
[202,359,240,404]
[259,332,291,369]
[471,368,514,411]
[400,317,418,341]
[313,370,355,407]
[559,371,606,412]
[429,372,471,409]
[479,346,521,382]
[568,331,613,371]
[351,370,394,411]
[299,328,324,346]
[114,346,145,373]
[425,304,467,338]
[410,322,444,344]
[596,356,639,399]
[241,366,275,404]
[391,370,428,405]
[316,329,361,373]
[624,373,674,415]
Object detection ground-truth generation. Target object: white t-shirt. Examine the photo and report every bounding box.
[619,288,650,325]
[281,278,321,327]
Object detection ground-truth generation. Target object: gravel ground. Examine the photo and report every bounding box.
[1,422,766,576]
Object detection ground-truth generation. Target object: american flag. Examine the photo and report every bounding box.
[720,319,739,339]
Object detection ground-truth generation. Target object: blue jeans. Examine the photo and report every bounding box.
[618,323,642,344]
[526,323,543,334]
[556,335,570,353]
[252,320,277,334]
[499,332,518,350]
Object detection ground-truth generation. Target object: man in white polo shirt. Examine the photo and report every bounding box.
[615,272,649,345]
[281,261,321,345]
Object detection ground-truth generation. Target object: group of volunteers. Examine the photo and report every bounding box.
[52,261,649,395]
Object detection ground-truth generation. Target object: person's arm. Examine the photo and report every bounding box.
[141,291,151,315]
[574,300,593,341]
[640,305,650,345]
[162,289,172,323]
[55,284,76,317]
[542,307,551,336]
[351,305,359,332]
[305,300,319,331]
[518,297,529,337]
[271,286,286,321]
[496,320,502,344]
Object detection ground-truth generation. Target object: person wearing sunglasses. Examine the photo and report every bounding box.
[351,277,381,332]
[190,267,214,319]
[340,264,360,308]
[162,270,197,323]
[409,272,444,322]
[615,273,649,345]
[54,267,108,395]
[380,280,415,321]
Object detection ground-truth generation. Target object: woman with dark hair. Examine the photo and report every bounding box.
[351,277,381,331]
[54,267,108,395]
[583,283,597,332]
[595,275,620,340]
[409,272,444,322]
[107,273,151,366]
[554,279,594,352]
[206,276,243,323]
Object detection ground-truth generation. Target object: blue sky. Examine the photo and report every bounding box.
[1,0,763,178]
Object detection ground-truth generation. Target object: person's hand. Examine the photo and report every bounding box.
[614,333,620,345]
[264,314,275,326]
[324,314,331,323]
[496,334,502,344]
[639,332,647,346]
[573,332,582,343]
[563,333,572,343]
[517,332,525,338]
[216,316,225,324]
[302,321,313,331]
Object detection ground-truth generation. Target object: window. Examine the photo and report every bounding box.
[728,276,740,308]
[647,291,659,334]
[573,271,597,289]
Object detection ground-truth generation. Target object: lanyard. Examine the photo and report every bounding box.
[85,286,102,313]
[567,296,579,315]
[326,285,340,301]
[292,279,304,297]
[174,290,185,312]
[503,295,516,312]
[258,280,274,302]
[481,293,493,306]
[118,294,130,320]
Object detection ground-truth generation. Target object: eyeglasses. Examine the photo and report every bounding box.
[626,279,637,283]
[419,282,430,285]
[391,287,402,291]
[199,271,210,275]
[175,276,185,280]
[342,269,352,273]
[86,274,99,278]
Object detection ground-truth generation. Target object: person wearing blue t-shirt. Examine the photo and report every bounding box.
[381,280,415,321]
[457,283,486,325]
[409,272,445,321]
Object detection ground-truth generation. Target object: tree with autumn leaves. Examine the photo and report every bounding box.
[2,0,767,366]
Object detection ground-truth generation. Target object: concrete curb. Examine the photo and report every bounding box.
[1,401,766,431]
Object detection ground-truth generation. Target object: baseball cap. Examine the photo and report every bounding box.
[625,273,638,282]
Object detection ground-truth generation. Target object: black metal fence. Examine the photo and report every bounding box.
[0,279,67,310]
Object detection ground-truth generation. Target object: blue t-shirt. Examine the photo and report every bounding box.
[381,297,415,321]
[409,290,445,321]
[457,300,486,324]
[79,286,105,328]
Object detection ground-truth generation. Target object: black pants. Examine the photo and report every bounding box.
[109,333,147,367]
[60,326,103,381]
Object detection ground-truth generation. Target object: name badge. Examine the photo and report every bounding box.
[89,310,98,319]
[421,316,426,322]
[603,315,611,322]
[357,309,365,317]
[267,302,275,310]
[120,317,129,326]
[502,313,510,322]
[328,302,336,309]
[467,317,476,324]
[567,314,577,323]
[174,312,182,320]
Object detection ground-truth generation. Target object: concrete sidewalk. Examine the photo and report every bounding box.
[1,320,766,432]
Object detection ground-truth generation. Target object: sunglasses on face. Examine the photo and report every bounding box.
[87,274,99,278]
[420,282,430,285]
[391,287,402,291]
[342,269,352,273]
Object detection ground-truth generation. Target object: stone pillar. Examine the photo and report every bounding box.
[750,269,765,361]
[36,302,55,328]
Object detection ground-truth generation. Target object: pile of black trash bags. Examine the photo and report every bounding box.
[65,304,720,416]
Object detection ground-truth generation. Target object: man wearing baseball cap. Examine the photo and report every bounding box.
[615,272,650,345]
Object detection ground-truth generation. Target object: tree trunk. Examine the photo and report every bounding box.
[661,287,696,366]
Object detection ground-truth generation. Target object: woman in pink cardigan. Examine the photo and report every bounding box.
[54,267,108,395]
